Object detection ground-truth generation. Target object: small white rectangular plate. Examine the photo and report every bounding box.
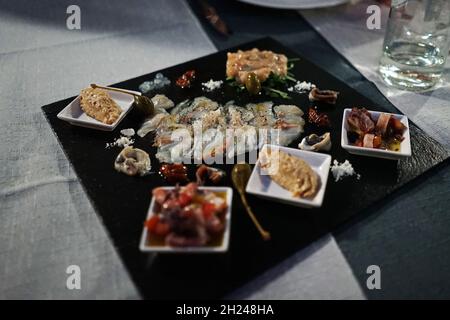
[139,187,233,253]
[341,108,411,160]
[57,88,140,131]
[246,144,331,208]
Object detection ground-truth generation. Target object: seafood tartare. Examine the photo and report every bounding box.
[144,183,228,247]
[226,48,288,84]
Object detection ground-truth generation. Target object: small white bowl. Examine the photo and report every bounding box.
[57,88,140,131]
[139,186,233,253]
[246,144,331,208]
[341,108,411,160]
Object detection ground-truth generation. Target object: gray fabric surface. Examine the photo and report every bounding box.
[228,235,365,300]
[0,0,365,299]
[301,0,450,149]
[334,162,450,299]
[0,0,215,299]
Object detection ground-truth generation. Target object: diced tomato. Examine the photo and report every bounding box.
[154,222,171,237]
[145,215,160,232]
[202,202,216,219]
[178,192,192,207]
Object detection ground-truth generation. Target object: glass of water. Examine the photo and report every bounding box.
[379,0,450,91]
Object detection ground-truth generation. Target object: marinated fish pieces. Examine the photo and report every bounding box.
[226,48,288,84]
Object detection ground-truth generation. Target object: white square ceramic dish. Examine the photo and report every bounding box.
[246,144,331,208]
[57,88,140,131]
[139,186,233,253]
[341,108,411,160]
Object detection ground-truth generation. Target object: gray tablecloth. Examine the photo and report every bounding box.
[0,0,365,299]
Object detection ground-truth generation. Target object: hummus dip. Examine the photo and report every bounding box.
[260,148,320,199]
[80,87,122,125]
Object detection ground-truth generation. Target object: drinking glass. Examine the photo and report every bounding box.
[379,0,450,91]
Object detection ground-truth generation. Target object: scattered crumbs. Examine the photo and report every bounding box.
[120,128,135,137]
[202,79,223,92]
[330,159,359,182]
[139,73,171,93]
[287,81,316,93]
[106,136,134,149]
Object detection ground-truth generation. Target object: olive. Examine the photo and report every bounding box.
[133,95,155,117]
[245,72,261,95]
[306,134,322,145]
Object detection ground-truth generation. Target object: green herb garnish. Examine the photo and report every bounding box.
[263,87,291,99]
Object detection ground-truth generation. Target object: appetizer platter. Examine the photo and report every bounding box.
[42,38,449,299]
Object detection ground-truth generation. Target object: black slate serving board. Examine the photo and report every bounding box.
[42,38,449,299]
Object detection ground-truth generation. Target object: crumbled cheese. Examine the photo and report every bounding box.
[139,73,171,93]
[330,159,359,182]
[106,136,134,149]
[287,81,316,93]
[120,128,135,137]
[202,79,223,92]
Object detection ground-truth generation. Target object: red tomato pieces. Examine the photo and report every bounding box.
[176,70,196,88]
[145,215,159,232]
[178,192,192,207]
[154,221,170,237]
[145,215,170,237]
[202,202,216,219]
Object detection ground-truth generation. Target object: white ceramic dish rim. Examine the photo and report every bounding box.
[341,108,411,158]
[245,144,331,208]
[237,0,350,10]
[57,88,141,131]
[139,186,233,253]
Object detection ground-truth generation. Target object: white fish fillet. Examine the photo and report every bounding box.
[137,97,305,163]
[137,113,168,137]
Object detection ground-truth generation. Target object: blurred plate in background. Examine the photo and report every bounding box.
[237,0,350,9]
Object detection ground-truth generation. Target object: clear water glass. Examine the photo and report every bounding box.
[379,0,450,91]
